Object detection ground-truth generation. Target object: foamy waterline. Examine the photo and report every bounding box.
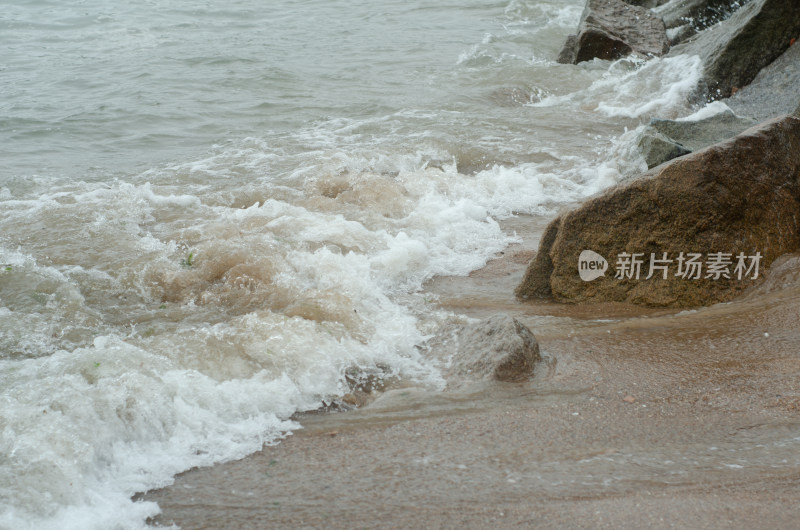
[0,0,714,527]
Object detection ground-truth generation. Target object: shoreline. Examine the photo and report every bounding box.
[139,3,800,526]
[141,213,800,528]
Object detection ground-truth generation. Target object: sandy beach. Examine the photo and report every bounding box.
[142,217,800,528]
[7,1,800,526]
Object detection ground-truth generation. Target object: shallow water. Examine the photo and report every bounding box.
[142,280,800,528]
[1,1,715,528]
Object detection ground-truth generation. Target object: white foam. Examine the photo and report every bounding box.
[0,2,688,526]
[0,106,653,529]
[594,55,704,118]
[676,100,733,122]
[534,55,704,120]
[503,1,582,29]
[1,336,304,530]
[2,116,647,521]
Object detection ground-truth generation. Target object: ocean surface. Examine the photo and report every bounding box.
[1,1,707,528]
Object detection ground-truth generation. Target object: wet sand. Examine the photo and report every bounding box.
[141,216,800,529]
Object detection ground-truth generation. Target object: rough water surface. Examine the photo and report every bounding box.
[0,0,739,528]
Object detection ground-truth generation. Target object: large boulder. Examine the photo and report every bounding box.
[427,315,541,383]
[669,0,800,99]
[516,115,800,307]
[638,110,755,168]
[558,0,670,64]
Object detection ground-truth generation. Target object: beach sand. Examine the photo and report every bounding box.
[141,216,800,529]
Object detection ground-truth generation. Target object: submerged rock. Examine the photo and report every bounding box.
[647,111,756,151]
[669,0,800,99]
[740,253,800,299]
[488,86,540,107]
[637,128,692,169]
[558,0,669,64]
[638,110,755,168]
[430,315,541,383]
[516,115,800,308]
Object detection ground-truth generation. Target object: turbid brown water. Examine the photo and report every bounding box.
[141,217,800,529]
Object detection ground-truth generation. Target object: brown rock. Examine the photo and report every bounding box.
[557,0,670,64]
[516,115,800,307]
[515,218,561,299]
[428,315,541,383]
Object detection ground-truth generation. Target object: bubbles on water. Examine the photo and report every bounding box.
[533,54,705,120]
[0,0,708,526]
[594,55,705,119]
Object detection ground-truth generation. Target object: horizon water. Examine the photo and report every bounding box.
[1,1,710,528]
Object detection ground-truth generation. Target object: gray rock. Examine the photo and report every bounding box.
[624,0,672,8]
[740,253,800,299]
[669,0,800,99]
[638,129,692,168]
[666,23,696,45]
[658,0,708,28]
[557,0,670,64]
[557,35,579,64]
[638,110,755,168]
[435,315,541,383]
[657,0,751,35]
[725,41,800,122]
[650,110,756,150]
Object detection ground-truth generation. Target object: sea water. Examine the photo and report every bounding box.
[0,0,706,527]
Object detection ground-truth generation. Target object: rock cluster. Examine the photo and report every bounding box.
[668,0,800,99]
[525,0,800,308]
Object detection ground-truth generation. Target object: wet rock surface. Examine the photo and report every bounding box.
[623,0,671,8]
[427,314,541,383]
[558,0,669,64]
[726,40,800,121]
[741,253,800,299]
[637,110,755,168]
[647,110,755,150]
[669,0,800,99]
[658,0,753,44]
[517,115,800,307]
[637,128,693,169]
